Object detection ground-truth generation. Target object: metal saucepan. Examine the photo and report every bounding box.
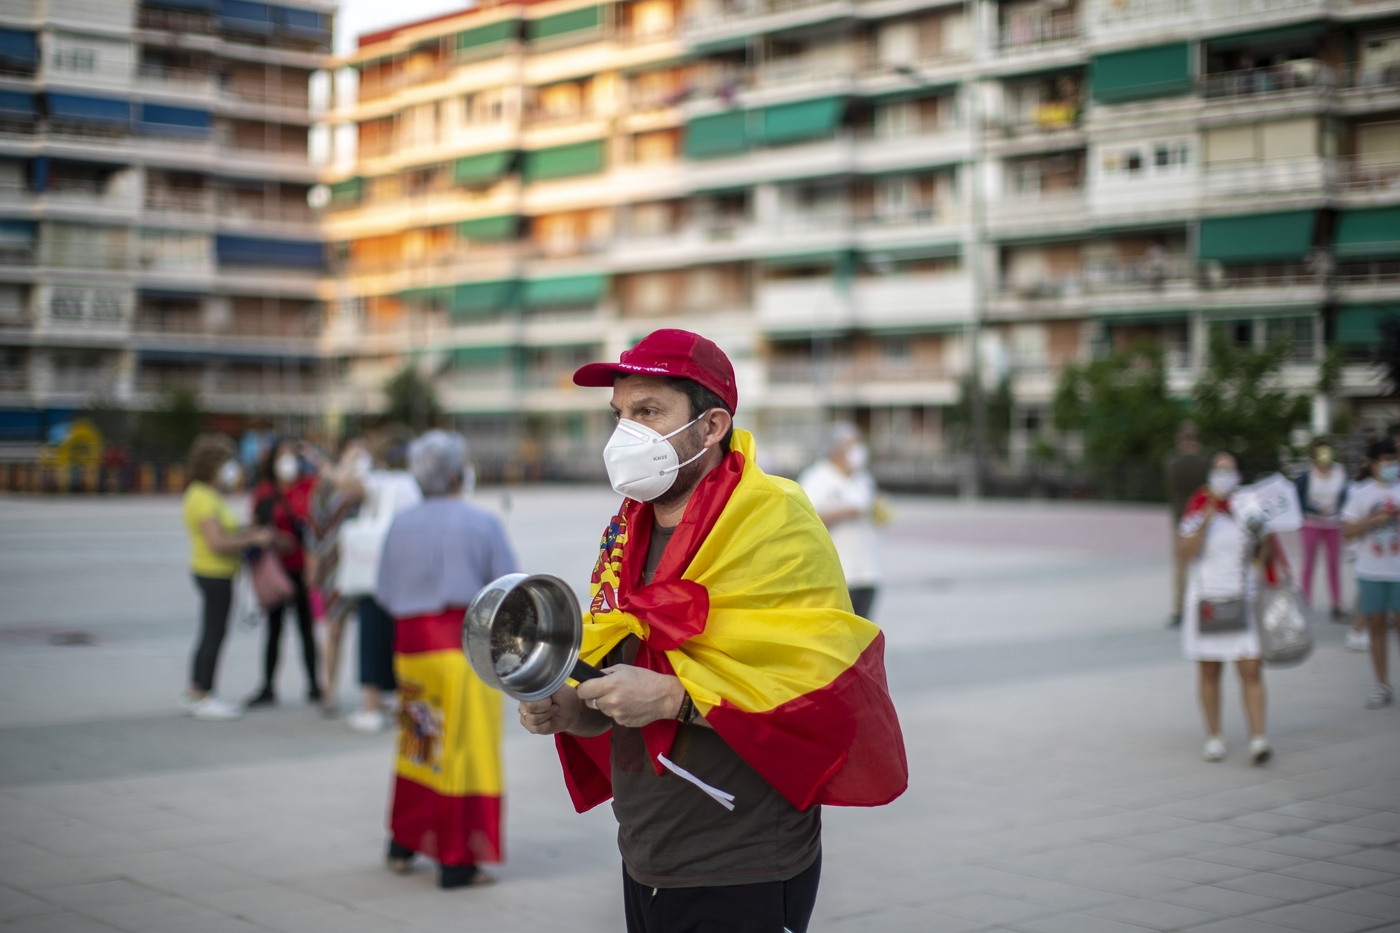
[463,573,605,702]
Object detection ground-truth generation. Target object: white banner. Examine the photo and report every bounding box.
[1231,473,1304,534]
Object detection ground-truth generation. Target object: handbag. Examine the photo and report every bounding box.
[337,480,392,597]
[1256,552,1313,667]
[250,549,295,610]
[1198,597,1247,634]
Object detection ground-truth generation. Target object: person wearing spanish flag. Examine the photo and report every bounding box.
[519,330,907,932]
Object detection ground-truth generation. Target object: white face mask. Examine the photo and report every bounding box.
[846,443,868,471]
[345,449,372,478]
[216,459,242,491]
[1208,468,1240,499]
[274,453,300,483]
[603,413,710,502]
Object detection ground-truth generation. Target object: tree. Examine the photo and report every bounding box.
[1192,328,1311,475]
[946,375,1012,458]
[1053,341,1184,466]
[133,387,205,459]
[383,364,441,432]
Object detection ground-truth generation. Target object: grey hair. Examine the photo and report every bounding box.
[409,430,469,497]
[824,422,861,457]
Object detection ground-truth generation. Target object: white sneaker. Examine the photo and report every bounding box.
[348,709,387,734]
[177,692,199,714]
[1203,736,1226,762]
[1366,684,1394,710]
[1345,629,1371,652]
[191,696,242,721]
[1249,736,1272,765]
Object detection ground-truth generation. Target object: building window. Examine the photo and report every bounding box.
[51,288,85,319]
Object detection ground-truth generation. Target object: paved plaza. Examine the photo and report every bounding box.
[1,489,1398,933]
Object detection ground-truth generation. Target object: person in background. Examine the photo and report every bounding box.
[180,434,273,721]
[1341,438,1400,709]
[1178,452,1273,765]
[346,427,423,734]
[799,423,882,619]
[303,438,373,717]
[375,430,516,888]
[246,438,322,707]
[1165,421,1211,628]
[1294,438,1349,621]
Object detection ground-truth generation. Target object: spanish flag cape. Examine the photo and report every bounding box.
[556,429,907,813]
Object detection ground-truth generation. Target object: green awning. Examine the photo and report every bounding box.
[452,280,517,318]
[330,176,362,206]
[399,286,451,306]
[1335,207,1400,260]
[1206,22,1325,52]
[527,5,600,41]
[456,19,516,50]
[1092,43,1192,104]
[1099,309,1192,325]
[759,97,843,146]
[1336,305,1400,349]
[762,251,841,268]
[454,151,513,186]
[522,274,606,307]
[685,110,750,160]
[1197,210,1317,263]
[457,214,518,242]
[862,244,960,262]
[451,345,511,366]
[522,140,605,182]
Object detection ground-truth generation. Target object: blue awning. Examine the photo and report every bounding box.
[280,6,327,34]
[47,93,131,125]
[0,220,37,241]
[0,29,36,64]
[0,91,35,117]
[216,235,323,269]
[220,0,273,31]
[144,0,220,9]
[138,104,211,136]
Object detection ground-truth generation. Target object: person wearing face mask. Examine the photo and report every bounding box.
[179,434,275,721]
[1341,438,1400,709]
[301,438,374,717]
[1293,438,1349,622]
[517,330,906,933]
[798,423,882,619]
[1178,452,1275,765]
[247,439,322,707]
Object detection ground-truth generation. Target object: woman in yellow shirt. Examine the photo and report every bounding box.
[181,434,274,721]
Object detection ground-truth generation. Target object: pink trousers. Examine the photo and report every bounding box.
[1300,524,1342,609]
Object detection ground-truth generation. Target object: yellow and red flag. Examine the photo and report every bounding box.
[557,429,907,812]
[391,609,504,864]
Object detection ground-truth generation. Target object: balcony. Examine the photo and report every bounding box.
[144,186,215,217]
[1338,157,1400,196]
[987,189,1088,234]
[684,0,852,48]
[1203,157,1334,200]
[136,62,218,96]
[1088,0,1328,43]
[997,13,1081,54]
[1202,61,1335,103]
[136,6,216,35]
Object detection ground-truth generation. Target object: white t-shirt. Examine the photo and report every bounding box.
[1341,479,1400,581]
[798,459,880,586]
[1305,464,1346,520]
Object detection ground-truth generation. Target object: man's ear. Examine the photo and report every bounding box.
[704,408,733,448]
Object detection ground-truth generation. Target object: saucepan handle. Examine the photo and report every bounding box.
[570,658,605,682]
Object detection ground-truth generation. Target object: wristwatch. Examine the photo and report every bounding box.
[677,692,696,723]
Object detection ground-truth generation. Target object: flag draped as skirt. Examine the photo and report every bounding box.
[390,608,503,866]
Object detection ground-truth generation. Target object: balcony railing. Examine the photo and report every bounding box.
[0,245,36,266]
[1338,157,1400,194]
[1202,61,1335,101]
[767,358,949,385]
[685,0,837,33]
[1203,157,1335,197]
[221,82,311,110]
[136,62,216,88]
[1000,258,1195,299]
[998,14,1081,51]
[999,102,1083,136]
[145,187,213,214]
[137,6,216,34]
[133,317,322,339]
[1200,262,1324,290]
[1336,260,1400,286]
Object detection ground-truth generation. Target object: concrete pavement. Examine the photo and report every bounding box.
[1,491,1398,933]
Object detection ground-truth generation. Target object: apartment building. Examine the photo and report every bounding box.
[325,0,1400,480]
[0,0,331,445]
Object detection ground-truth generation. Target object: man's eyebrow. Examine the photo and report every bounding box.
[628,396,670,409]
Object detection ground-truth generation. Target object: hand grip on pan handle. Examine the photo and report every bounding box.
[570,658,606,682]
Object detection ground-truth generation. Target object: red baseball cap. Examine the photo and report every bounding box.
[573,329,737,412]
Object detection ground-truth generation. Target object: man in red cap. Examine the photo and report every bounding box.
[519,329,906,933]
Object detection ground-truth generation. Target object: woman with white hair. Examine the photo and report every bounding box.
[799,423,882,619]
[374,430,518,889]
